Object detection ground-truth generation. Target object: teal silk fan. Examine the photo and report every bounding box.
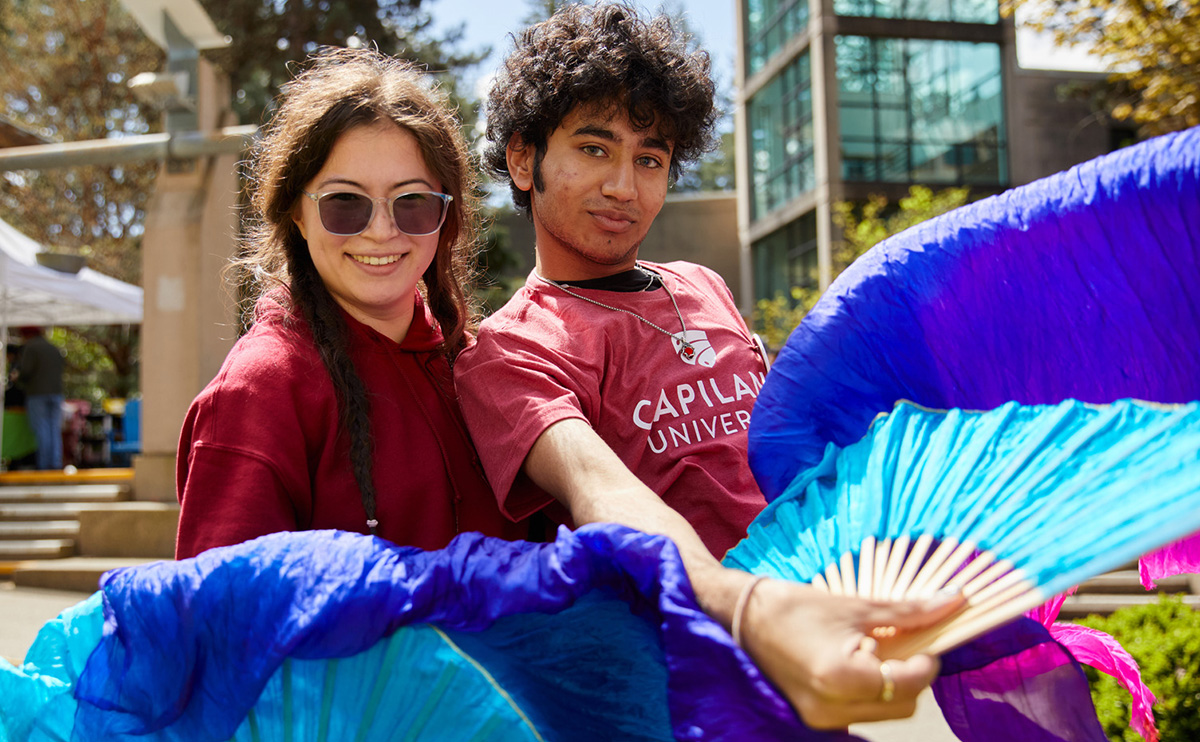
[727,398,1200,659]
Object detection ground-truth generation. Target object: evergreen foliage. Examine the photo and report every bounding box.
[1075,596,1200,742]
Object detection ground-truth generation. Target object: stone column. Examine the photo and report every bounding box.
[133,57,239,502]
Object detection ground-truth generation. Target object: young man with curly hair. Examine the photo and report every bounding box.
[455,2,959,729]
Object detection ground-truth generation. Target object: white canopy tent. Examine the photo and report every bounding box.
[0,216,143,468]
[0,217,143,327]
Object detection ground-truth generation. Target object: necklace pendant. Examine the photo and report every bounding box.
[673,331,715,367]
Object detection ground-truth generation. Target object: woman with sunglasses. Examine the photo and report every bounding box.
[174,47,526,558]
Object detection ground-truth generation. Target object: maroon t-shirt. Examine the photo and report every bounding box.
[176,293,523,559]
[455,261,767,558]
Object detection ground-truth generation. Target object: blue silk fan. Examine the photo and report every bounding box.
[0,530,686,742]
[726,397,1200,658]
[6,591,666,742]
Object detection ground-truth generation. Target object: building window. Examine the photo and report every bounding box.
[749,52,815,220]
[744,0,809,75]
[753,210,818,303]
[837,36,1007,186]
[833,0,998,23]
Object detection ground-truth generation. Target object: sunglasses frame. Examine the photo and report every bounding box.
[302,190,454,237]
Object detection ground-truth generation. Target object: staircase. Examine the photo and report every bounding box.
[0,470,177,592]
[1060,568,1200,620]
[0,482,127,561]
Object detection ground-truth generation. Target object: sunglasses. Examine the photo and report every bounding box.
[303,190,453,237]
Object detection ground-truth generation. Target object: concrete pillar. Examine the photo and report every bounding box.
[810,0,841,291]
[733,0,754,316]
[133,57,239,502]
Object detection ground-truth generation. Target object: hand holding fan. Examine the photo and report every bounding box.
[727,398,1200,659]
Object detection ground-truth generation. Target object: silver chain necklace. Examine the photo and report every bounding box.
[537,264,699,360]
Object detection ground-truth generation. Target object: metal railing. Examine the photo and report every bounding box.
[0,125,257,171]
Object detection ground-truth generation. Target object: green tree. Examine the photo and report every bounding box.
[200,0,489,128]
[473,204,527,314]
[48,326,138,404]
[521,0,583,26]
[0,0,162,285]
[1,0,158,404]
[754,186,971,348]
[674,120,735,193]
[832,185,971,272]
[1001,0,1200,135]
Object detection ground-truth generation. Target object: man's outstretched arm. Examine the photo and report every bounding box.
[525,418,962,729]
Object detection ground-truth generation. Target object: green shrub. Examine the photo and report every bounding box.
[1074,595,1200,741]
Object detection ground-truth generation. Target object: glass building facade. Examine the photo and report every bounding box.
[743,0,810,75]
[833,0,997,23]
[754,211,819,301]
[739,0,1012,307]
[837,37,1007,185]
[748,52,815,220]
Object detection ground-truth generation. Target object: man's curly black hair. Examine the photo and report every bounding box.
[484,2,718,215]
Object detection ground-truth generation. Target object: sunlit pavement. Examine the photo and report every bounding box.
[1,581,91,663]
[851,689,959,741]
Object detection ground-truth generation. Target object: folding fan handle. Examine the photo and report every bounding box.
[815,536,1045,660]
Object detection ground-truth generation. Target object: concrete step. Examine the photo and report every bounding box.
[1059,592,1200,620]
[77,503,178,559]
[0,468,133,486]
[0,483,130,503]
[0,502,98,521]
[0,539,75,561]
[1076,570,1193,595]
[7,556,166,593]
[0,520,79,540]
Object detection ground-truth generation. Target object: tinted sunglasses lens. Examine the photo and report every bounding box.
[392,192,448,236]
[317,193,372,235]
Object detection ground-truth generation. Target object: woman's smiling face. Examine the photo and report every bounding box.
[292,120,443,341]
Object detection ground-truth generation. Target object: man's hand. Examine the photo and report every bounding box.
[738,578,963,729]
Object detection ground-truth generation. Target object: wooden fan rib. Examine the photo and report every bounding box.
[824,560,845,596]
[878,534,910,599]
[833,539,1020,605]
[882,579,1042,659]
[857,537,876,600]
[889,534,933,601]
[922,585,1048,657]
[872,538,892,601]
[841,551,858,597]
